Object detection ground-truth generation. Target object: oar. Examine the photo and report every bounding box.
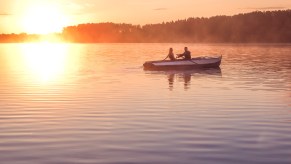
[189,59,198,64]
[162,55,168,61]
[177,54,198,64]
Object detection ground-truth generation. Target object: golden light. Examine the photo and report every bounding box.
[20,43,69,84]
[21,4,70,34]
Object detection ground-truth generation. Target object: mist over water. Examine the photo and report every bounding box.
[0,43,290,164]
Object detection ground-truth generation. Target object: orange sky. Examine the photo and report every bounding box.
[0,0,291,34]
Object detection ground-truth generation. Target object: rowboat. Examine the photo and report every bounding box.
[143,56,222,70]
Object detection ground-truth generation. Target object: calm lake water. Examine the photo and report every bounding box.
[0,43,290,164]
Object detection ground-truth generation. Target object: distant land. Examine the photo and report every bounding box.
[1,10,291,43]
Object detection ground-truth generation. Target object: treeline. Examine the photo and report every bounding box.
[62,23,142,42]
[0,33,40,43]
[0,33,62,43]
[1,10,291,43]
[62,10,291,43]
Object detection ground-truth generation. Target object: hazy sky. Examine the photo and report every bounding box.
[0,0,291,33]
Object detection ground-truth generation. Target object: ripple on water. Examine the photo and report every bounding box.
[0,43,290,164]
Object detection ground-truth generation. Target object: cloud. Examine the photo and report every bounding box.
[240,7,286,10]
[154,8,167,11]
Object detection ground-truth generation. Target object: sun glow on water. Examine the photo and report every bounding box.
[20,43,69,84]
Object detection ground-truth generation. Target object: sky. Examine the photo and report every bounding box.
[0,0,291,34]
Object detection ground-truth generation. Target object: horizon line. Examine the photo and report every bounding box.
[1,9,291,35]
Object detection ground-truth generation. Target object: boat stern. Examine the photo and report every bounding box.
[143,61,155,70]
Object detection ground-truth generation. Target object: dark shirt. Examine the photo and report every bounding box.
[181,50,191,60]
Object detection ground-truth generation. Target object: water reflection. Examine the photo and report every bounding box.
[146,68,222,90]
[167,72,192,90]
[0,44,291,164]
[21,43,69,84]
[3,43,80,85]
[0,43,86,107]
[168,68,222,90]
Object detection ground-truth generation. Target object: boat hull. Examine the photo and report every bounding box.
[143,56,222,71]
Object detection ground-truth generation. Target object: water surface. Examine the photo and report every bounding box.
[0,43,290,164]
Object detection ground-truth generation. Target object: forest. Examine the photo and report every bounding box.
[1,10,291,43]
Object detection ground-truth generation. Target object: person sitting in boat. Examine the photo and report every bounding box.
[177,47,191,60]
[165,48,176,61]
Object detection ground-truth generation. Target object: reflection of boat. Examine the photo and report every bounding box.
[143,56,222,71]
[158,67,222,75]
[145,67,222,90]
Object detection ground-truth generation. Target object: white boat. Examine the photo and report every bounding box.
[143,56,222,70]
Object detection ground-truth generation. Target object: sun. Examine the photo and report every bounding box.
[21,4,70,34]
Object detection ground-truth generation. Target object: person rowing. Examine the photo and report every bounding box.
[176,47,191,60]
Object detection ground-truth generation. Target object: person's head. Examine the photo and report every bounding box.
[169,48,173,52]
[184,47,188,51]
